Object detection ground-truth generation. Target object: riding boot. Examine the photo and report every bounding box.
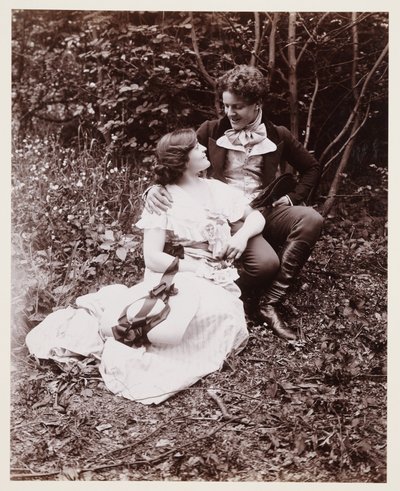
[240,289,266,325]
[260,240,312,340]
[235,275,264,325]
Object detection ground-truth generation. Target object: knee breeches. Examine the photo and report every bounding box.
[232,205,323,289]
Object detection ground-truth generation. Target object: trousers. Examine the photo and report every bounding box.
[233,204,324,291]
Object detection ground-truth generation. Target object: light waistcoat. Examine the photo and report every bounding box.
[216,110,277,201]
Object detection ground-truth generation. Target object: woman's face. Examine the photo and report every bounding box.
[186,142,210,175]
[222,91,259,130]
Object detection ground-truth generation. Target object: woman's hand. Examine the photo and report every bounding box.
[217,232,248,261]
[145,185,173,214]
[218,208,265,261]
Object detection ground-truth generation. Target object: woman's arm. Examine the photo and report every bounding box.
[143,228,200,273]
[219,206,265,261]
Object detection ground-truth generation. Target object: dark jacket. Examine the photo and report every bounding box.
[196,114,320,205]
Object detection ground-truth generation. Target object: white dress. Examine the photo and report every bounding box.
[26,179,249,404]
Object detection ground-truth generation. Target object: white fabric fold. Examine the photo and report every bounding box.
[216,134,277,155]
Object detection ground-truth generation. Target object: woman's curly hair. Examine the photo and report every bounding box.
[217,65,267,104]
[154,128,198,185]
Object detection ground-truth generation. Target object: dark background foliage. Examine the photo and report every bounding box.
[12,11,388,175]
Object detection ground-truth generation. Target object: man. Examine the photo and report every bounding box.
[145,65,323,341]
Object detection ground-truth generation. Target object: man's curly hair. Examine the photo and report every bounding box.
[154,128,198,185]
[217,65,267,104]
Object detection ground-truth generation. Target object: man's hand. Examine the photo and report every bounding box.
[272,195,291,207]
[145,185,173,214]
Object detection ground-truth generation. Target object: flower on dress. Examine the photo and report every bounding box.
[202,211,231,258]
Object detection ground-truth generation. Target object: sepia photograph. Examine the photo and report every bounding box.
[7,3,393,485]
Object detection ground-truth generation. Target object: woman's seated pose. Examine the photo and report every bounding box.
[26,128,265,404]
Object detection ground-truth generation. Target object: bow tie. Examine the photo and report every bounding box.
[224,123,267,148]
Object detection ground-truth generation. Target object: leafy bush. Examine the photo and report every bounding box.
[11,135,146,342]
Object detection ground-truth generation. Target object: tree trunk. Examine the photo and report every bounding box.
[267,13,279,84]
[249,12,261,67]
[287,12,299,141]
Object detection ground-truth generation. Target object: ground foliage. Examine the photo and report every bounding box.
[11,136,387,482]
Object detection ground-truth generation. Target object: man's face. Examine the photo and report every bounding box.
[222,91,259,130]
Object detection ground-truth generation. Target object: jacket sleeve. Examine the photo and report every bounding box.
[278,126,321,205]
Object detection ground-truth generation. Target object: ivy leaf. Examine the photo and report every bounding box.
[155,438,174,448]
[115,247,128,262]
[104,230,115,241]
[99,242,113,250]
[119,84,139,93]
[93,253,109,264]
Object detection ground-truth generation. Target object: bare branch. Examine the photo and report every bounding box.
[296,13,330,64]
[221,13,264,66]
[303,74,319,149]
[321,103,370,179]
[189,13,215,89]
[279,43,289,67]
[275,67,288,84]
[319,42,388,165]
[324,12,372,42]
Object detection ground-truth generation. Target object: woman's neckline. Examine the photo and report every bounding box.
[170,178,212,208]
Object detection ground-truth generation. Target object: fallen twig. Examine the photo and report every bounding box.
[243,357,271,363]
[355,373,386,380]
[11,470,60,480]
[98,414,188,459]
[207,388,234,420]
[352,327,364,341]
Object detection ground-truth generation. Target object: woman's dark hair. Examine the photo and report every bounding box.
[154,128,198,185]
[217,65,267,104]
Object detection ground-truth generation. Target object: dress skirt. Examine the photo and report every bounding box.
[26,273,248,405]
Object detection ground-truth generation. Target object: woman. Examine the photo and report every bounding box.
[26,128,265,404]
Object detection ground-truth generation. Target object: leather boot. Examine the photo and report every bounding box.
[241,291,265,325]
[260,240,312,341]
